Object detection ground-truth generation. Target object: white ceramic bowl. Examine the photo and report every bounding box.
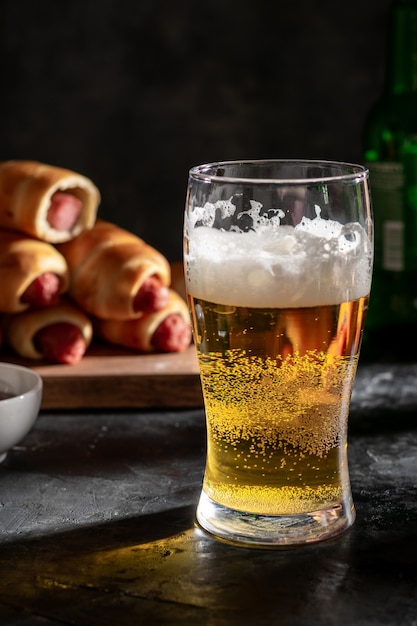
[0,362,43,463]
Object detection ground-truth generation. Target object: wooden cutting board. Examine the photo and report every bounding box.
[1,345,203,411]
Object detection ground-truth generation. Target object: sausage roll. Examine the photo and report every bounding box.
[0,230,70,313]
[57,219,171,320]
[3,301,93,363]
[0,160,100,242]
[93,289,192,353]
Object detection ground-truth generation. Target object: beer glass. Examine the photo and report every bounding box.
[184,160,373,547]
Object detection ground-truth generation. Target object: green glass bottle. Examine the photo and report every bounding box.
[363,0,417,360]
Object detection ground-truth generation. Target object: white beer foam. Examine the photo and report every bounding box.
[185,200,372,308]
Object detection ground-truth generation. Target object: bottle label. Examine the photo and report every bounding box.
[383,220,403,270]
[367,161,405,271]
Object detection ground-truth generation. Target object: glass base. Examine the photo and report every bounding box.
[196,491,355,548]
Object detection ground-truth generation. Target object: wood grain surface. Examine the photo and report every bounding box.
[1,344,203,410]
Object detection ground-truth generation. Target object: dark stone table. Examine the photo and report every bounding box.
[0,363,416,625]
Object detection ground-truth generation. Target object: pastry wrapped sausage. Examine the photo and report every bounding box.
[0,230,70,312]
[0,160,100,243]
[3,301,93,364]
[57,219,171,320]
[93,289,192,353]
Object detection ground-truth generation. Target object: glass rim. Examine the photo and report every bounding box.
[189,159,369,185]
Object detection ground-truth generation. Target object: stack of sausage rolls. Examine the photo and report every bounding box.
[0,160,191,364]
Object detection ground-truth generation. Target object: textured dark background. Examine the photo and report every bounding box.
[0,0,391,261]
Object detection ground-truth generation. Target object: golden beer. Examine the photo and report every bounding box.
[189,295,368,516]
[185,159,373,545]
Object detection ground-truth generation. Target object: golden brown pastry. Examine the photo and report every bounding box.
[93,289,191,353]
[57,219,171,320]
[0,160,100,242]
[3,301,93,363]
[0,230,70,313]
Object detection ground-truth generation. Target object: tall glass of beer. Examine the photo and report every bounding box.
[184,160,373,547]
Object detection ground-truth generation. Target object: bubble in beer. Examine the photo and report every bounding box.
[186,192,370,517]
